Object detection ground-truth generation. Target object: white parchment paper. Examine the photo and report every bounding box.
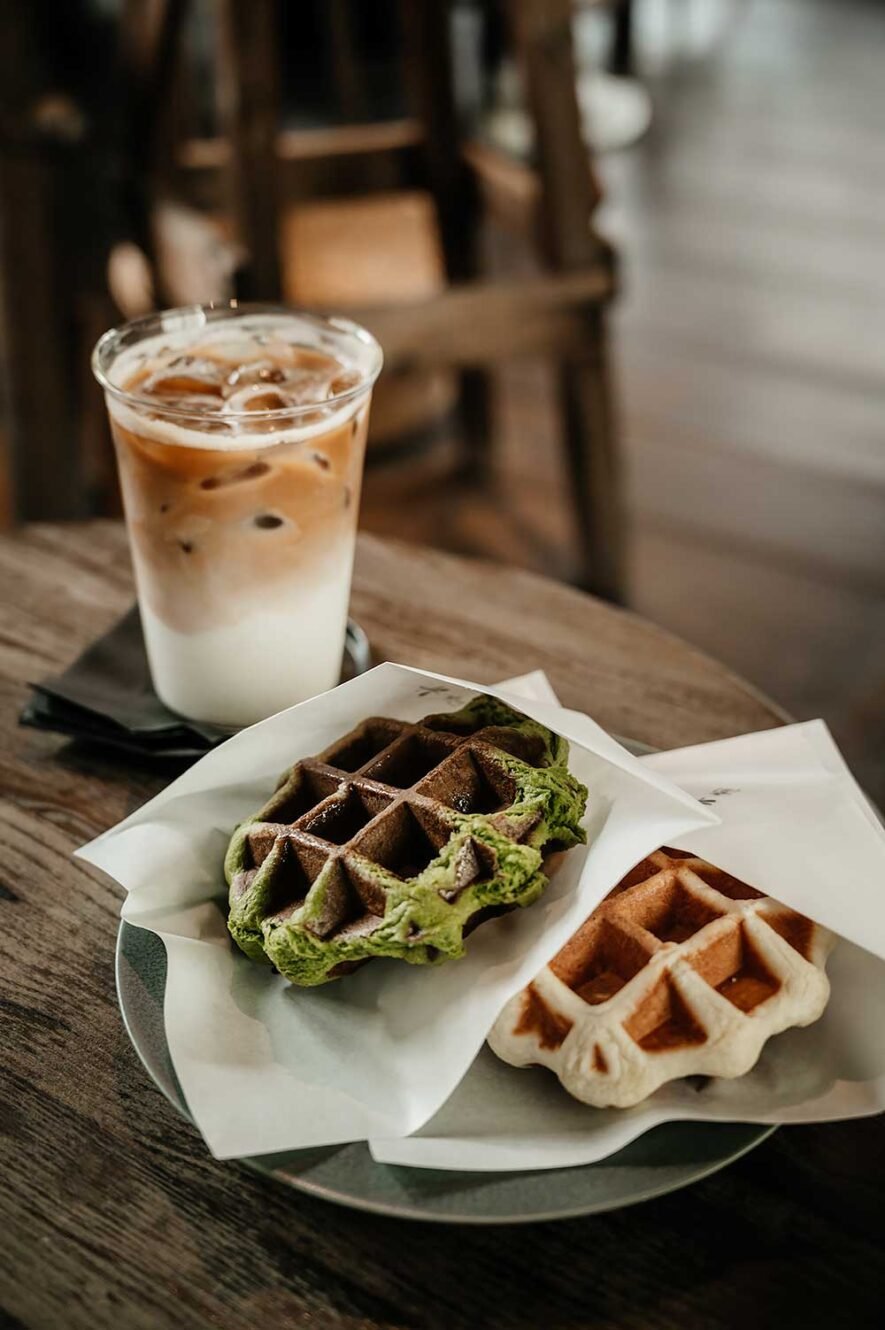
[76,663,716,1160]
[370,678,885,1171]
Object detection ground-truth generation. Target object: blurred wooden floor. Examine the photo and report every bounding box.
[361,0,885,803]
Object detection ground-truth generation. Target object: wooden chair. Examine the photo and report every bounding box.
[7,0,623,600]
[269,1,623,599]
[131,0,625,600]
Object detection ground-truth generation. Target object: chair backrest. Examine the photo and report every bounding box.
[133,0,607,298]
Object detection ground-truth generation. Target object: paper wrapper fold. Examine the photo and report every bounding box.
[370,688,885,1171]
[76,664,716,1160]
[79,666,885,1170]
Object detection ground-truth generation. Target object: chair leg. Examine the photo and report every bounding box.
[557,311,625,603]
[218,0,282,300]
[457,367,495,484]
[400,2,492,484]
[609,0,635,78]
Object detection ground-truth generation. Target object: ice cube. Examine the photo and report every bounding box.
[257,337,300,364]
[199,460,271,490]
[201,337,266,364]
[223,358,289,395]
[329,369,362,397]
[142,355,224,399]
[283,368,334,406]
[150,393,223,415]
[162,514,212,555]
[221,384,295,414]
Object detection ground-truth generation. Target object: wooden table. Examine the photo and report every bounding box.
[2,522,882,1330]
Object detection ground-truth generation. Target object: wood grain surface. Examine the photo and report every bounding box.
[1,521,882,1330]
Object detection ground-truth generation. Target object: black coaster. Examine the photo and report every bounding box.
[20,606,372,760]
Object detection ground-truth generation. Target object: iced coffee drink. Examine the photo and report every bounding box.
[92,305,382,727]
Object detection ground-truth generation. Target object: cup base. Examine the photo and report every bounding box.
[151,617,372,732]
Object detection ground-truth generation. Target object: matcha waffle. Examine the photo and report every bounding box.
[225,696,589,985]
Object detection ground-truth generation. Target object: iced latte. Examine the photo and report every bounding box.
[92,305,382,727]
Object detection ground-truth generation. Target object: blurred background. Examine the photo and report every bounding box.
[1,0,883,799]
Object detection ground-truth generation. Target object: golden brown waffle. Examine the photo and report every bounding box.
[489,847,833,1106]
[225,696,588,985]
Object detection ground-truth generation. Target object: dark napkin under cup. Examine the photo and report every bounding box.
[20,607,371,759]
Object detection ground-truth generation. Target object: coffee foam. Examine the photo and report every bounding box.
[105,313,371,451]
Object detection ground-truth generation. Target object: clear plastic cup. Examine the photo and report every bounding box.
[92,302,382,727]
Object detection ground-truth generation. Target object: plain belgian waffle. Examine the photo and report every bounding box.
[225,696,588,985]
[489,847,833,1106]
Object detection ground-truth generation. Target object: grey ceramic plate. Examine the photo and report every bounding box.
[115,924,773,1223]
[114,725,775,1223]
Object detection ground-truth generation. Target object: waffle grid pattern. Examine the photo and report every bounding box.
[489,848,833,1107]
[226,701,587,984]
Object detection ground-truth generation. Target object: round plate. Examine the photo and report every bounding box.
[116,919,775,1224]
